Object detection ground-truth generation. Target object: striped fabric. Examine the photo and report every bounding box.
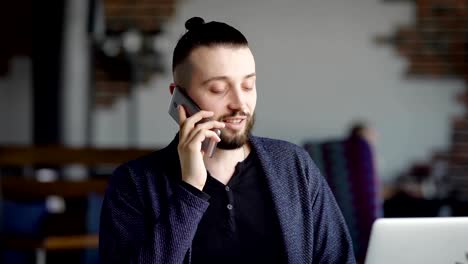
[304,136,381,262]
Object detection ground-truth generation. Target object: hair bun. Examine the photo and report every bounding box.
[185,17,205,31]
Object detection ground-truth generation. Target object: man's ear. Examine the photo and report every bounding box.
[169,83,176,95]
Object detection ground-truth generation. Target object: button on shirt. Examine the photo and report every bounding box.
[190,150,284,264]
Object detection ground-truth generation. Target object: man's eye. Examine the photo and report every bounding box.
[210,87,225,94]
[243,80,255,90]
[243,83,255,90]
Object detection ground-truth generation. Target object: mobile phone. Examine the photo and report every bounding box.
[168,86,221,158]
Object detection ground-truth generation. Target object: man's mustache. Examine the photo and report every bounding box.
[219,111,250,119]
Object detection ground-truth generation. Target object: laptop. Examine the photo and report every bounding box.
[365,217,468,264]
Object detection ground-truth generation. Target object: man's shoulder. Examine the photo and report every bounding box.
[121,146,170,168]
[109,142,177,186]
[251,135,321,179]
[251,135,309,158]
[120,144,175,170]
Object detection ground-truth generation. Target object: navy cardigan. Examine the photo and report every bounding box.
[99,135,356,263]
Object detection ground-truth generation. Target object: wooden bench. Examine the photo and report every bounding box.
[0,145,155,264]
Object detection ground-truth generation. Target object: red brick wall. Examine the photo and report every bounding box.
[104,0,176,32]
[382,0,468,200]
[94,0,177,107]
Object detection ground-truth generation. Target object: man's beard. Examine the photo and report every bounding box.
[216,111,255,150]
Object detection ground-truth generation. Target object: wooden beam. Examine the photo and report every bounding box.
[0,145,155,166]
[1,178,108,200]
[2,234,99,251]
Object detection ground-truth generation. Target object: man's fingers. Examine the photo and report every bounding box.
[179,110,215,138]
[185,121,224,144]
[194,120,225,131]
[189,129,222,152]
[178,105,187,124]
[183,110,215,127]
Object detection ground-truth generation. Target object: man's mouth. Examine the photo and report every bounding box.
[223,118,245,124]
[222,116,248,130]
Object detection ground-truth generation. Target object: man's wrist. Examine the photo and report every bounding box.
[182,178,205,191]
[180,181,210,201]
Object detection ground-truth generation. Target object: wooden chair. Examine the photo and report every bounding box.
[0,145,154,264]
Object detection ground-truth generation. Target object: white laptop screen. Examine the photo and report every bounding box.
[365,217,468,264]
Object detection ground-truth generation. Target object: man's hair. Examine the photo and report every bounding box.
[172,17,248,72]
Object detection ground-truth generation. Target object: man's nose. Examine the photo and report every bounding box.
[228,87,246,110]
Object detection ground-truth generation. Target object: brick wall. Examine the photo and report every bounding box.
[380,0,468,201]
[93,0,176,107]
[104,0,175,33]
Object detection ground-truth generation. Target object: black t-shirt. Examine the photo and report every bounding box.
[190,150,285,264]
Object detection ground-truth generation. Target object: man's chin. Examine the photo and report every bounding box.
[217,113,254,150]
[217,132,249,150]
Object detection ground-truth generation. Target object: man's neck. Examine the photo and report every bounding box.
[203,143,251,185]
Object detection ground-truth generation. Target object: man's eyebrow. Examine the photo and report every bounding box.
[244,73,256,79]
[201,76,229,85]
[201,73,256,85]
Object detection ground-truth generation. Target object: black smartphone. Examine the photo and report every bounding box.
[168,86,221,158]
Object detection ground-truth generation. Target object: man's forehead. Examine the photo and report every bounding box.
[188,45,255,78]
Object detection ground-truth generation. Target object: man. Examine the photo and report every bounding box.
[99,17,356,264]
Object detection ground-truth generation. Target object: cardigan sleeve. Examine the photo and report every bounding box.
[310,166,356,264]
[99,165,210,264]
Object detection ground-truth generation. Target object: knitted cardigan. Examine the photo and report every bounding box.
[99,135,356,264]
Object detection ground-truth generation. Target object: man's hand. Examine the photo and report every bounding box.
[177,106,225,190]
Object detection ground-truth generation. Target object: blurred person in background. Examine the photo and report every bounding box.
[348,121,378,147]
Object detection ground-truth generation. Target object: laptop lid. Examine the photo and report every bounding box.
[365,217,468,264]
